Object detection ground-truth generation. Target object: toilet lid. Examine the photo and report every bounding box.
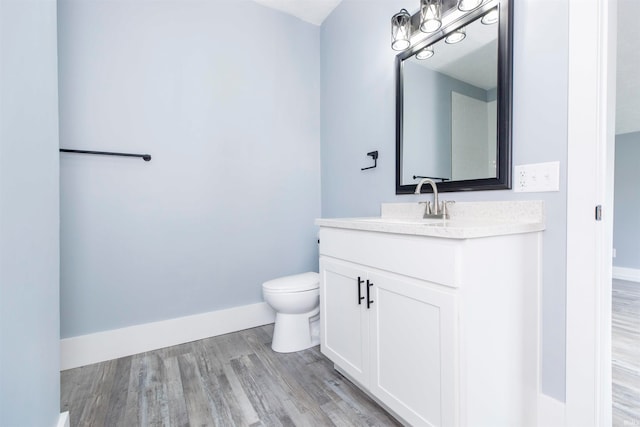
[262,272,319,292]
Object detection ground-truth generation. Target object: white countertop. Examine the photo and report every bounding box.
[315,201,546,239]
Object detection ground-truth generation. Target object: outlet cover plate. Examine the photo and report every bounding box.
[514,161,560,192]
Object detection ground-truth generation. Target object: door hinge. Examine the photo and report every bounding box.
[595,205,602,221]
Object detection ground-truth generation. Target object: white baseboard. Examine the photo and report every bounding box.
[57,412,70,427]
[612,266,640,282]
[60,302,275,371]
[537,392,565,427]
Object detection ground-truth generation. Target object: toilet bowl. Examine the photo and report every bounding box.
[262,272,320,353]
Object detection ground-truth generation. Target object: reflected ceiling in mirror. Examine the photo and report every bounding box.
[396,0,512,194]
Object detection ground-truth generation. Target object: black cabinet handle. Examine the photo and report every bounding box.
[357,277,365,305]
[366,280,374,309]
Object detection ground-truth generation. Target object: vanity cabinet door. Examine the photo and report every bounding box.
[368,271,458,427]
[319,257,370,387]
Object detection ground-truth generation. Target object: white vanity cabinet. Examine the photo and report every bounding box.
[321,257,458,426]
[317,223,541,427]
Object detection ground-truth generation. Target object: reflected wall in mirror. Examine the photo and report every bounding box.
[396,0,512,194]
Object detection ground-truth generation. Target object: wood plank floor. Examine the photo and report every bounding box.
[61,324,402,426]
[61,280,640,427]
[612,279,640,426]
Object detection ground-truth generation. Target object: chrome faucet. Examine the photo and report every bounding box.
[415,178,449,219]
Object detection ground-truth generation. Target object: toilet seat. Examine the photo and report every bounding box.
[262,272,319,293]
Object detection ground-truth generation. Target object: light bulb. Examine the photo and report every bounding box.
[458,0,483,12]
[420,0,442,33]
[445,27,466,44]
[416,46,434,60]
[481,8,498,25]
[391,9,412,51]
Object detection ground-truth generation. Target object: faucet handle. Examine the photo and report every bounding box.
[418,201,433,215]
[419,201,434,217]
[441,200,455,219]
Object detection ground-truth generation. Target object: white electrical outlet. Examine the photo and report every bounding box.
[514,161,560,192]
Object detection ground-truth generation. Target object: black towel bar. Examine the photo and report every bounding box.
[413,175,449,181]
[60,149,151,161]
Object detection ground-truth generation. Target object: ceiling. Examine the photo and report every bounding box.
[252,0,342,26]
[255,0,637,135]
[408,13,498,90]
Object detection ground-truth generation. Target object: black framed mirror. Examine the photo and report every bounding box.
[396,0,512,194]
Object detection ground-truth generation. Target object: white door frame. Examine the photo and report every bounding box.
[565,0,616,426]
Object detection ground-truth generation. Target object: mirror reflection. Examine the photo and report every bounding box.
[401,12,498,186]
[396,0,513,195]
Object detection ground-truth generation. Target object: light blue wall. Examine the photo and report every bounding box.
[0,0,61,425]
[613,132,640,269]
[321,0,568,401]
[58,0,321,337]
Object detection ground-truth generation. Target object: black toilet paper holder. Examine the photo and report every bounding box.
[361,151,378,171]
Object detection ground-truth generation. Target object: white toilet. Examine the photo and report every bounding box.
[262,272,320,353]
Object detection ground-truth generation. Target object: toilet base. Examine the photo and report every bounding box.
[271,308,320,353]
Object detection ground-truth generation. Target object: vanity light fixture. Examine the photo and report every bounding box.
[481,7,499,24]
[391,9,412,51]
[419,0,442,33]
[445,26,466,44]
[416,45,434,59]
[457,0,483,12]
